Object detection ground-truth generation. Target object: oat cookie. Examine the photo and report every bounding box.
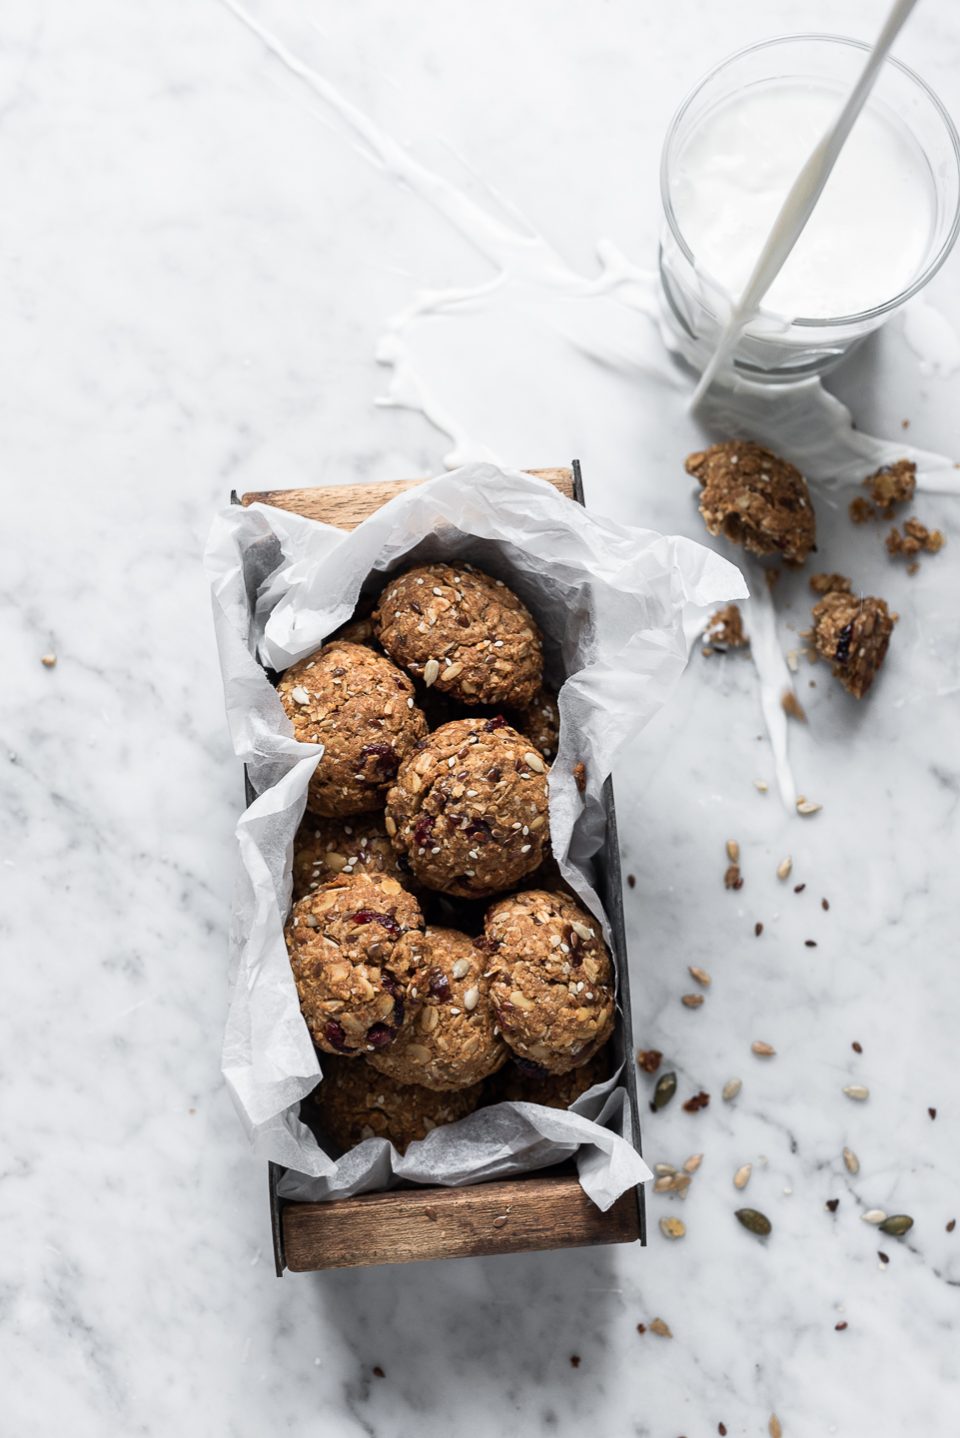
[513,686,560,761]
[686,440,816,566]
[386,717,549,897]
[277,641,427,817]
[368,927,507,1090]
[811,590,897,700]
[374,563,543,708]
[292,813,414,901]
[483,889,616,1075]
[490,1044,612,1108]
[285,872,427,1056]
[311,1057,483,1154]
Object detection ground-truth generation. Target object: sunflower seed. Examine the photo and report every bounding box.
[41,653,57,668]
[683,1153,703,1174]
[462,986,479,1012]
[440,662,463,681]
[423,658,440,687]
[842,1147,860,1175]
[654,1175,676,1193]
[796,798,822,815]
[571,921,594,942]
[451,958,471,980]
[735,1208,772,1236]
[753,779,769,793]
[769,1417,783,1438]
[722,1078,742,1102]
[879,1214,913,1237]
[777,857,793,880]
[688,965,711,987]
[523,751,546,773]
[726,839,740,863]
[681,993,704,1008]
[752,1041,776,1056]
[861,1210,887,1225]
[734,1164,752,1190]
[659,1217,686,1239]
[290,686,310,705]
[843,1084,870,1100]
[653,1072,677,1110]
[653,1163,677,1177]
[649,1318,672,1338]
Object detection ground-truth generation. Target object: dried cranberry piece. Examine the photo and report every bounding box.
[365,1023,395,1049]
[381,972,400,996]
[413,814,435,847]
[332,666,346,677]
[465,817,492,841]
[428,969,452,1002]
[392,996,405,1027]
[485,765,502,783]
[834,622,854,664]
[351,909,401,935]
[324,1020,351,1052]
[359,743,399,780]
[484,715,507,731]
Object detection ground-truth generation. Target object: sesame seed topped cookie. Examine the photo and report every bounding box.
[277,641,427,817]
[374,563,543,708]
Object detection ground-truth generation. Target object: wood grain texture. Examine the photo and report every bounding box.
[281,1172,641,1272]
[239,468,574,528]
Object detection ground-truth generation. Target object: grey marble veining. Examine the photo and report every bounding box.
[2,2,959,1435]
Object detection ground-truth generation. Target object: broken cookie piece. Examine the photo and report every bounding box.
[685,440,816,566]
[811,591,897,700]
[704,603,749,652]
[864,459,916,517]
[848,496,874,525]
[885,517,945,559]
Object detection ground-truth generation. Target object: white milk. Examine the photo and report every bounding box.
[672,81,935,323]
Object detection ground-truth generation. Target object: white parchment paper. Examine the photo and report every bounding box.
[205,465,746,1208]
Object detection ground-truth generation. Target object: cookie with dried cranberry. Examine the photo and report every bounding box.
[311,1057,483,1155]
[367,927,507,1090]
[513,686,560,761]
[374,563,543,708]
[386,717,549,898]
[685,440,816,566]
[292,813,414,901]
[285,872,427,1056]
[811,589,897,699]
[277,641,427,817]
[484,889,616,1075]
[490,1043,612,1108]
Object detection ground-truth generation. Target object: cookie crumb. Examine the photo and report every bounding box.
[849,496,874,524]
[724,864,743,890]
[637,1048,663,1074]
[781,689,806,722]
[865,459,916,516]
[372,1366,385,1379]
[886,517,945,559]
[809,572,852,596]
[705,603,749,651]
[572,761,587,793]
[40,653,57,668]
[569,1355,581,1368]
[627,873,636,889]
[682,1091,710,1113]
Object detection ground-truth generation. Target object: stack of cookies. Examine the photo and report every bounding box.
[279,561,615,1154]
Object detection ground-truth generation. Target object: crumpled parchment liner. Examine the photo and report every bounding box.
[205,465,745,1208]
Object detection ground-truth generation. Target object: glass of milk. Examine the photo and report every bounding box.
[659,35,960,383]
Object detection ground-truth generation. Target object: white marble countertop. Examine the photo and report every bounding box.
[3,2,959,1435]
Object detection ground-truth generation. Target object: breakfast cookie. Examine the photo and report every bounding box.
[811,589,897,699]
[386,717,549,897]
[374,562,543,708]
[490,1043,612,1108]
[483,889,616,1075]
[291,813,414,901]
[285,872,427,1056]
[686,440,816,566]
[311,1057,483,1154]
[277,641,427,817]
[367,927,507,1090]
[513,686,560,761]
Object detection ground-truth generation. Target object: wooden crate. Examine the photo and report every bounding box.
[237,464,646,1272]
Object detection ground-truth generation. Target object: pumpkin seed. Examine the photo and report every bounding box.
[879,1214,913,1237]
[722,1078,742,1102]
[842,1147,860,1175]
[843,1084,870,1101]
[653,1072,677,1110]
[735,1207,772,1237]
[734,1164,752,1190]
[659,1217,685,1239]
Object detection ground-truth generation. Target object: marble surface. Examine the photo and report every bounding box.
[3,2,959,1435]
